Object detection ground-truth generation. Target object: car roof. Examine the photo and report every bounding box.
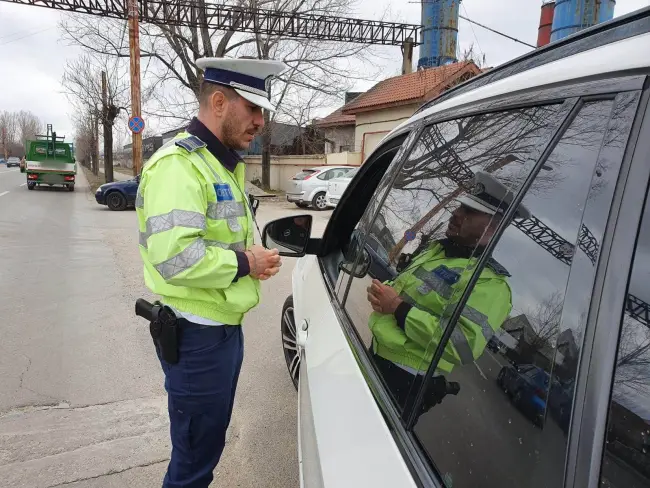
[381,8,650,144]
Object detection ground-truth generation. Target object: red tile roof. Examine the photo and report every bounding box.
[342,61,480,115]
[314,105,356,128]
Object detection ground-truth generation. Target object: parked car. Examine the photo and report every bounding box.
[325,167,358,208]
[262,9,650,488]
[6,157,20,168]
[286,166,355,210]
[95,175,140,210]
[497,364,549,427]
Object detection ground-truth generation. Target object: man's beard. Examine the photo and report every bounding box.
[221,118,245,150]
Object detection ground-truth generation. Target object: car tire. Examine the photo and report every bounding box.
[312,192,327,211]
[106,191,127,211]
[281,295,299,390]
[513,390,523,406]
[68,185,75,192]
[27,182,35,190]
[295,202,309,208]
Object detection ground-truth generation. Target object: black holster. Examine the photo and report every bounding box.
[135,298,180,364]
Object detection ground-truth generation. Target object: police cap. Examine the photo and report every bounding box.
[196,57,287,112]
[457,171,531,220]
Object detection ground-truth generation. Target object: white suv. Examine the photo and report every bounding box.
[264,9,650,488]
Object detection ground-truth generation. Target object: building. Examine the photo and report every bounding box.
[316,61,481,160]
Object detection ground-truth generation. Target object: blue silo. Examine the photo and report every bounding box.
[550,0,616,42]
[418,0,461,69]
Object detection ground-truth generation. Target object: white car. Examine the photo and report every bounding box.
[286,166,355,210]
[325,167,358,208]
[264,9,650,488]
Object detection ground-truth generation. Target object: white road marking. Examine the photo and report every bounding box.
[487,350,505,368]
[19,183,26,187]
[0,191,9,197]
[474,361,488,380]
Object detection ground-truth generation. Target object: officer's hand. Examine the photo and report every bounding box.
[367,279,402,314]
[246,245,282,280]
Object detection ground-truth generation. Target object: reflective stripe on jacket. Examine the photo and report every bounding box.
[370,243,512,374]
[136,132,259,325]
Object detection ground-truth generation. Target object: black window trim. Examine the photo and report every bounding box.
[315,98,578,487]
[570,83,650,488]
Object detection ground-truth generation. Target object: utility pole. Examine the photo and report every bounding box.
[128,0,143,176]
[93,106,100,176]
[102,71,114,183]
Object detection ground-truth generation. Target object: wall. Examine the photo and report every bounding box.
[354,104,418,159]
[323,125,355,154]
[244,153,361,192]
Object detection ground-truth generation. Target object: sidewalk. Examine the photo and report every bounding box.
[99,167,131,181]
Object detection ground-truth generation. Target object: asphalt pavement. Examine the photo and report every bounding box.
[0,167,328,487]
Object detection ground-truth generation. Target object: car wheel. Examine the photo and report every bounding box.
[312,192,327,211]
[27,182,35,190]
[513,390,523,406]
[106,191,127,211]
[295,202,309,208]
[68,185,75,192]
[281,295,299,390]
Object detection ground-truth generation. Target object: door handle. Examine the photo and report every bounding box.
[296,319,308,347]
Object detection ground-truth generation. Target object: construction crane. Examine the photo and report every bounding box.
[0,0,421,46]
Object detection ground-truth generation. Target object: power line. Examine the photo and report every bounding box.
[459,15,535,49]
[461,3,485,61]
[0,27,53,46]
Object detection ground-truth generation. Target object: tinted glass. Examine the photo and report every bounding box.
[293,170,316,180]
[413,100,616,488]
[340,104,567,413]
[601,95,650,488]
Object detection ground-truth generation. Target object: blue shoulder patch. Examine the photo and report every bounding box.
[175,135,206,153]
[486,258,511,277]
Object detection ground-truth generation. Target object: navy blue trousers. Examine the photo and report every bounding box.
[158,320,244,488]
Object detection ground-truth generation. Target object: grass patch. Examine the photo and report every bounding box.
[82,166,104,193]
[114,166,136,177]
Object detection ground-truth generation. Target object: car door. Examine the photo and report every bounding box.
[124,175,140,205]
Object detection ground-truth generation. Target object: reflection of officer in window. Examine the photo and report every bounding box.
[366,172,531,411]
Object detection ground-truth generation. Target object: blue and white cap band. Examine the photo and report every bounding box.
[203,68,269,98]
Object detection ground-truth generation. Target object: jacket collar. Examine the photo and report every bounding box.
[187,117,243,173]
[439,238,486,259]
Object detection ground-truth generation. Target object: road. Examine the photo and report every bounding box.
[0,167,328,487]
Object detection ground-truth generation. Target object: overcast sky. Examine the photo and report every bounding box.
[0,0,648,144]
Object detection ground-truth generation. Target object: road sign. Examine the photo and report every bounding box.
[128,116,145,134]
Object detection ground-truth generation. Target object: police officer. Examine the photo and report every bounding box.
[136,57,286,488]
[366,172,530,411]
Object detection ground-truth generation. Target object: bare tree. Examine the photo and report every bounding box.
[460,43,486,69]
[62,53,130,182]
[72,108,100,175]
[16,111,43,146]
[614,314,650,394]
[59,0,384,188]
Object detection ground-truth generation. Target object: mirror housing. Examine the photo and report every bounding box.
[262,215,313,257]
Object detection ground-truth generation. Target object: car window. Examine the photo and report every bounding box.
[338,103,568,414]
[601,182,650,485]
[411,100,620,488]
[293,169,317,180]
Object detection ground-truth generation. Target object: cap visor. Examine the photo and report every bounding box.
[234,88,276,112]
[456,195,497,216]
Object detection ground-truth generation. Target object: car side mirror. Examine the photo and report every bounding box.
[339,249,371,278]
[262,215,313,257]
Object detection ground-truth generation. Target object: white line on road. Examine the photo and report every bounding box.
[0,191,9,198]
[474,361,488,380]
[19,183,26,187]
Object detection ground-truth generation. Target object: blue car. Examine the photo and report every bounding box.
[497,364,550,428]
[95,174,140,211]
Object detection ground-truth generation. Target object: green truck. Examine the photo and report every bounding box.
[22,124,76,191]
